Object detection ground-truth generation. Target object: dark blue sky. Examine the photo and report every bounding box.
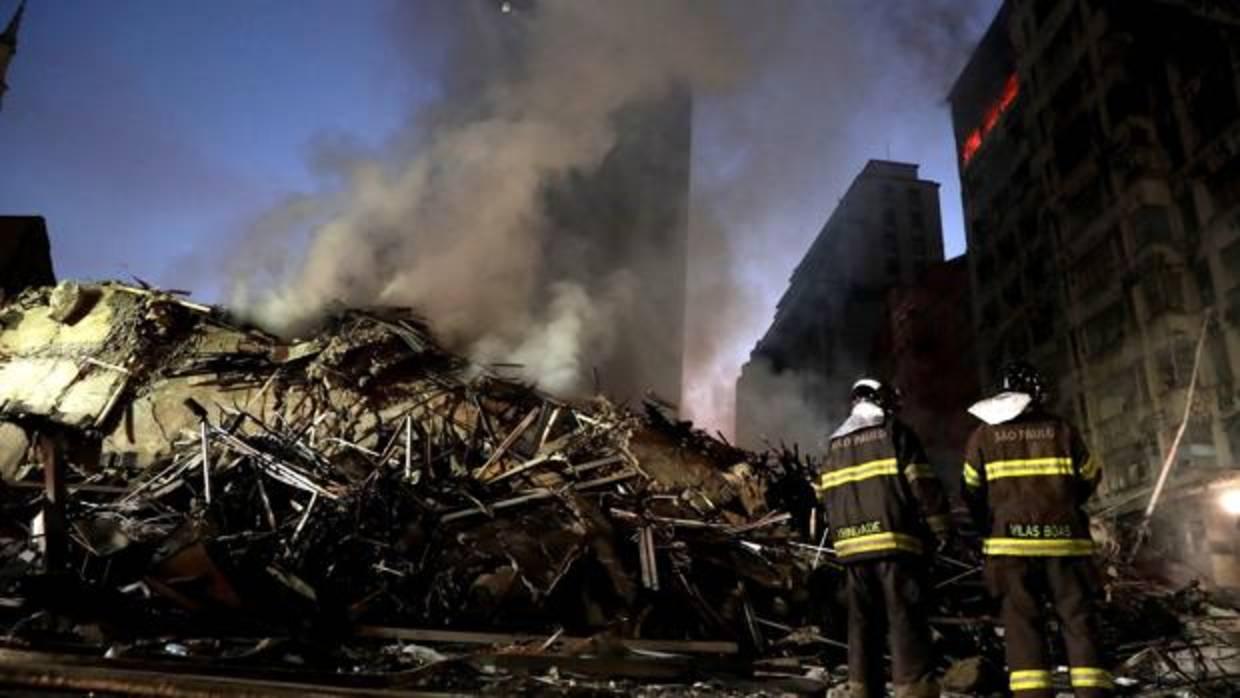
[1,0,430,285]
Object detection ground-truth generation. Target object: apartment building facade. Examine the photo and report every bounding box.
[950,0,1240,585]
[735,160,944,450]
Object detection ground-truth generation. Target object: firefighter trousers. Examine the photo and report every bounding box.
[985,556,1113,697]
[845,558,939,698]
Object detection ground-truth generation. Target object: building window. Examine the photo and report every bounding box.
[977,253,995,284]
[997,233,1019,261]
[1205,159,1240,215]
[1185,417,1217,466]
[884,208,898,228]
[1140,257,1185,319]
[1195,261,1215,307]
[910,210,925,230]
[1051,67,1089,116]
[1064,177,1106,229]
[1227,287,1240,328]
[1055,112,1095,179]
[1226,415,1240,469]
[1002,278,1025,308]
[1155,337,1197,391]
[1094,365,1142,423]
[1106,80,1150,124]
[1007,323,1031,358]
[970,215,986,240]
[981,301,999,328]
[1031,302,1056,346]
[906,188,922,209]
[1178,192,1201,238]
[1187,519,1207,556]
[1025,256,1049,286]
[1083,301,1127,357]
[1133,206,1174,244]
[1044,12,1079,77]
[1034,0,1059,27]
[1185,38,1240,143]
[1221,237,1240,284]
[1074,234,1116,299]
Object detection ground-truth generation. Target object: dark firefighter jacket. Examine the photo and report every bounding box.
[817,420,951,563]
[962,409,1100,557]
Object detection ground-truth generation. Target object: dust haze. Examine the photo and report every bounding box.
[229,0,999,443]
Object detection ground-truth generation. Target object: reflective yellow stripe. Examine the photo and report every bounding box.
[986,457,1074,481]
[834,532,923,558]
[963,462,981,488]
[1010,669,1052,691]
[1080,456,1099,480]
[819,458,898,490]
[1070,667,1114,689]
[984,537,1096,556]
[904,463,936,481]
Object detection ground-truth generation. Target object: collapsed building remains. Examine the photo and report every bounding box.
[0,280,1232,694]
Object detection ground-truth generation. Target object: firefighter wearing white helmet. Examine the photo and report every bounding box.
[963,361,1111,697]
[818,377,951,698]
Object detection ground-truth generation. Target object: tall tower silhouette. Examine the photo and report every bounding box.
[0,1,25,112]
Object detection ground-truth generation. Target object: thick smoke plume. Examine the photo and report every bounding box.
[232,0,751,397]
[232,0,1000,442]
[680,0,1000,441]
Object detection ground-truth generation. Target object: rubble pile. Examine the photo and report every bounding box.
[0,282,1233,695]
[0,282,819,690]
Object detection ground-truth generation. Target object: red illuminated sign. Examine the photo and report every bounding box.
[962,73,1020,166]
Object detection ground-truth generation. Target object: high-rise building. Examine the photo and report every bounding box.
[871,257,979,482]
[542,86,691,406]
[950,0,1240,585]
[0,1,24,112]
[735,160,944,450]
[0,216,54,299]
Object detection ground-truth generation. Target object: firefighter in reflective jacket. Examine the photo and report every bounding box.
[818,378,951,698]
[962,361,1112,697]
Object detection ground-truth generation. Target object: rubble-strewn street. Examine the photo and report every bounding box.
[0,282,1230,695]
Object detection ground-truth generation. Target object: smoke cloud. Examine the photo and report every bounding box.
[680,0,999,440]
[231,0,1000,443]
[232,0,755,399]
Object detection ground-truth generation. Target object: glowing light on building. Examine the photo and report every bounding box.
[1220,488,1240,516]
[962,73,1020,166]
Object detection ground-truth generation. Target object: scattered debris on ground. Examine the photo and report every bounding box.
[0,281,1234,695]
